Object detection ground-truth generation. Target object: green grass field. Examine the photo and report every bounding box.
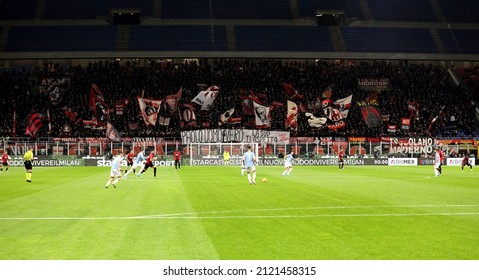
[0,164,478,260]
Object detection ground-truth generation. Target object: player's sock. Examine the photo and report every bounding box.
[252,172,256,183]
[282,170,287,176]
[241,168,245,176]
[287,170,292,176]
[112,178,119,185]
[153,167,157,177]
[28,173,32,181]
[105,179,111,187]
[247,174,252,183]
[25,173,28,180]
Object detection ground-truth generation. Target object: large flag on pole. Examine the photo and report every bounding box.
[88,84,109,126]
[192,85,220,111]
[357,93,383,128]
[253,101,272,127]
[137,96,162,126]
[106,122,121,142]
[165,87,182,114]
[89,83,105,110]
[285,100,298,130]
[25,112,43,138]
[333,95,353,119]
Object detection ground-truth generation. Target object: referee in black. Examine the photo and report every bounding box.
[23,146,34,182]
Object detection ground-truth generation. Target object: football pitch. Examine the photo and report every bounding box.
[0,165,478,260]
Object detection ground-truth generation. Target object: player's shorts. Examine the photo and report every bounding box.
[132,161,143,169]
[144,162,155,168]
[284,162,292,169]
[127,161,133,167]
[2,161,8,166]
[434,161,441,169]
[24,160,32,169]
[110,169,121,178]
[245,165,256,173]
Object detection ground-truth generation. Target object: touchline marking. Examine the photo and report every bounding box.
[144,204,479,218]
[0,212,478,220]
[1,204,479,221]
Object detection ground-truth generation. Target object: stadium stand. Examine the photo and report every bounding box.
[366,0,438,22]
[129,25,227,51]
[43,0,154,19]
[161,0,292,19]
[235,26,334,52]
[296,0,364,20]
[5,26,118,52]
[438,29,479,54]
[0,0,37,20]
[437,0,479,23]
[341,27,438,53]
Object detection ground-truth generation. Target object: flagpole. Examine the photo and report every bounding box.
[47,106,52,135]
[13,105,17,138]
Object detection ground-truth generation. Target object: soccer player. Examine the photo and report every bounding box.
[282,151,294,176]
[138,151,157,177]
[461,153,473,172]
[124,148,146,179]
[338,147,345,170]
[125,149,134,175]
[434,146,444,177]
[242,145,257,185]
[23,147,34,182]
[105,151,123,188]
[173,149,182,170]
[1,152,10,173]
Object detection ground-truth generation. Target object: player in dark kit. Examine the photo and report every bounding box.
[1,152,10,173]
[338,147,345,170]
[173,149,181,170]
[125,150,134,174]
[461,154,473,172]
[138,151,157,177]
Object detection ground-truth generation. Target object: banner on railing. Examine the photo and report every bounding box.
[180,129,290,144]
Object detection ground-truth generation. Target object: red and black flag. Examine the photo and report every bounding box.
[25,111,44,138]
[106,122,121,142]
[88,84,109,126]
[357,92,383,128]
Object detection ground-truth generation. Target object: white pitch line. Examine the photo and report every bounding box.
[143,204,479,218]
[1,204,479,221]
[0,212,478,221]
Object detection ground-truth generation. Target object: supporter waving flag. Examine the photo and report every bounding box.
[357,92,383,128]
[165,87,182,114]
[285,100,298,131]
[137,96,162,126]
[89,83,105,110]
[281,83,303,100]
[87,83,109,126]
[25,111,44,138]
[192,85,220,111]
[253,101,272,128]
[106,122,121,142]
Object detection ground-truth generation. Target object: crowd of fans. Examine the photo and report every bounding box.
[0,59,477,139]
